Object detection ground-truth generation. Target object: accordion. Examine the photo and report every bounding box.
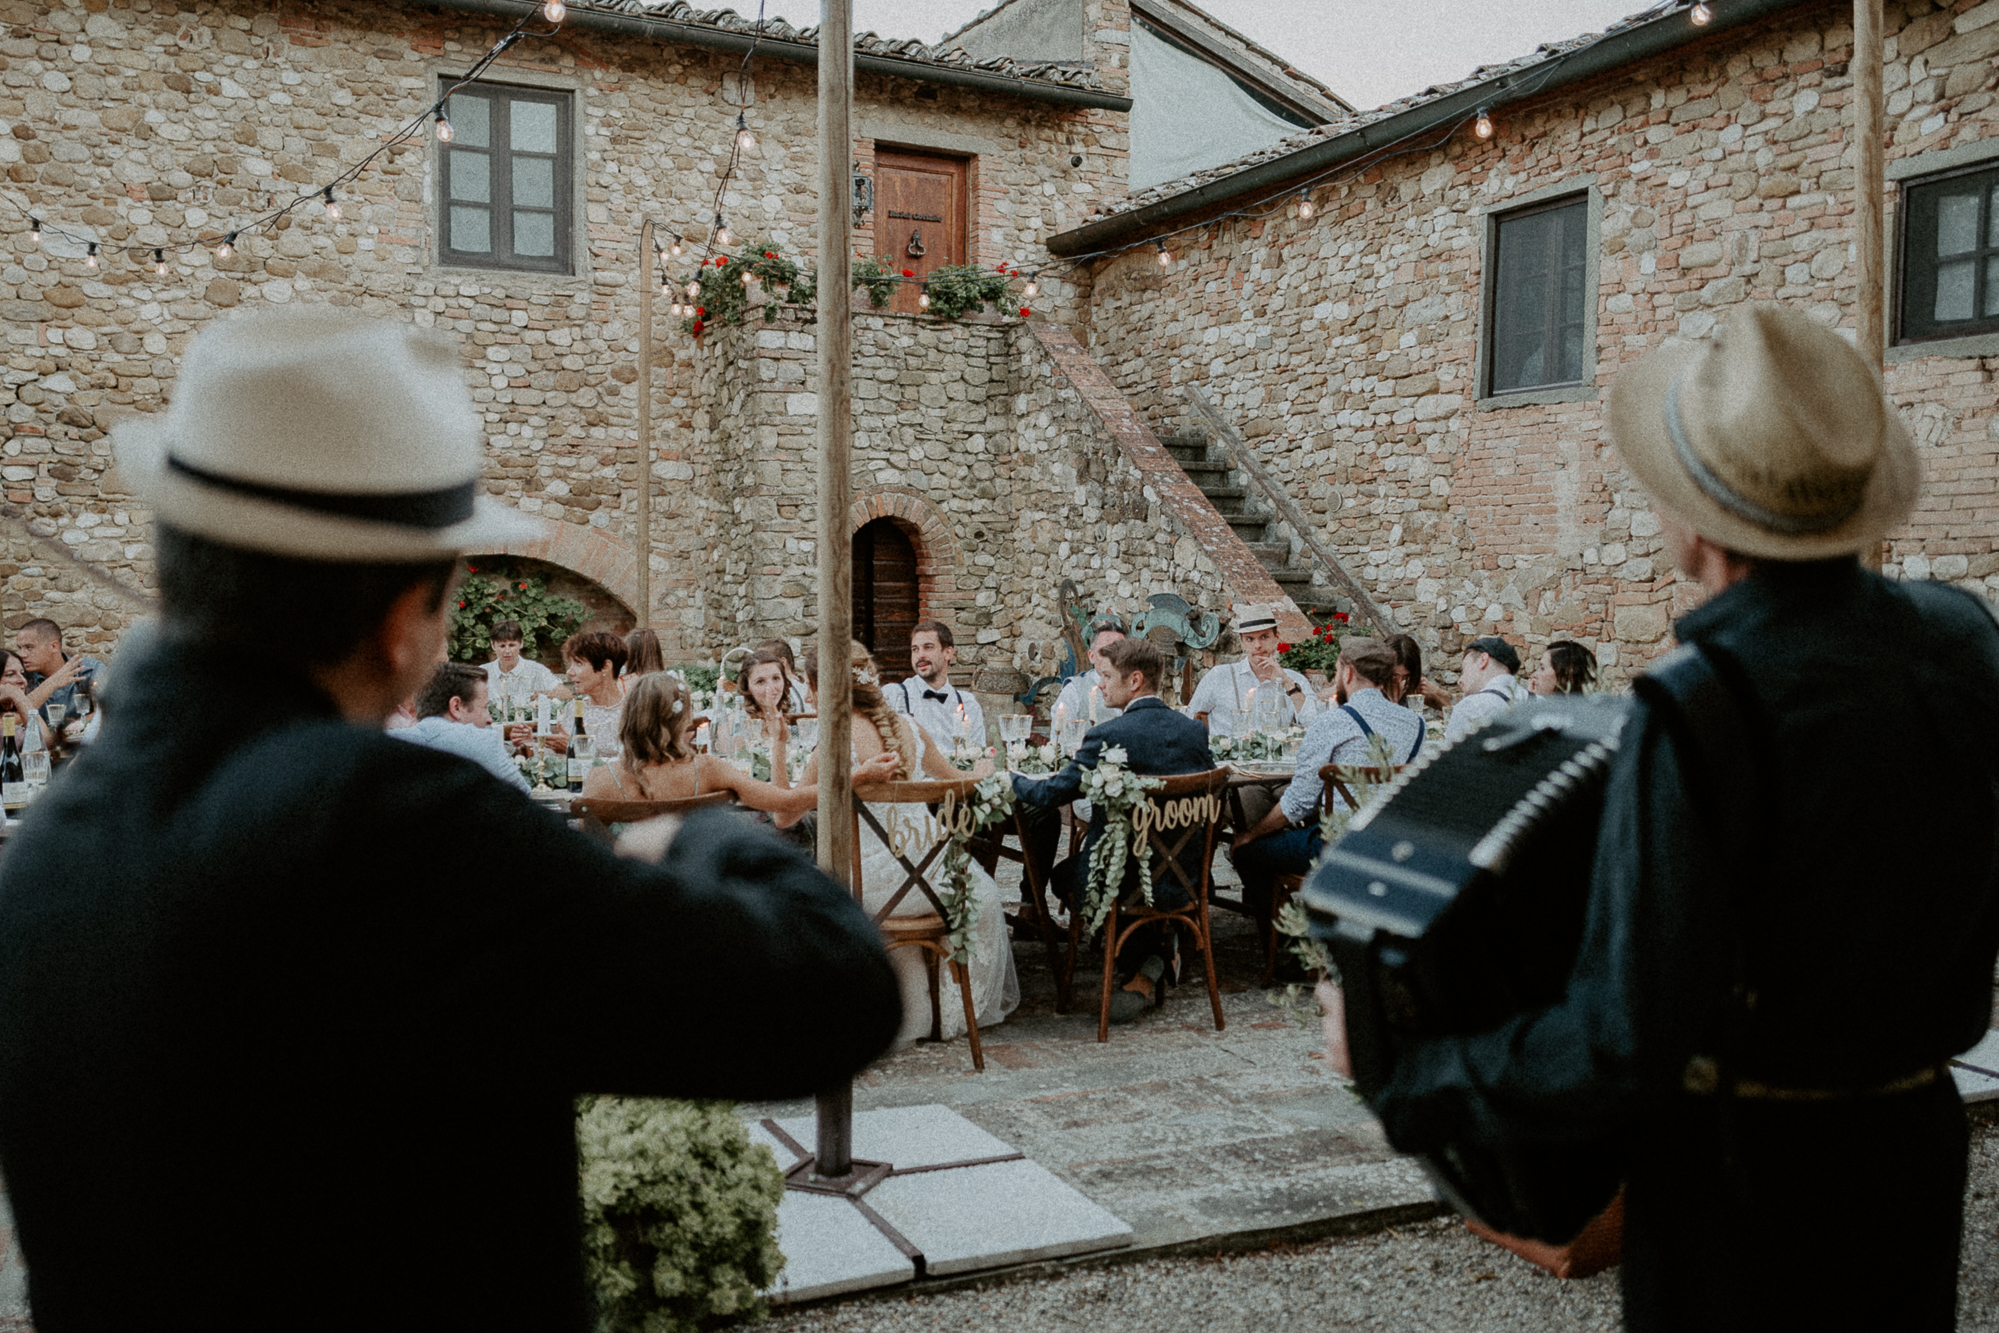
[1301,694,1629,1243]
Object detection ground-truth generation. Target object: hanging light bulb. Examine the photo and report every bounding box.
[742,268,755,288]
[918,283,931,310]
[670,300,681,317]
[543,0,566,21]
[322,186,340,220]
[735,112,757,154]
[85,242,98,268]
[217,230,238,259]
[1691,2,1711,23]
[434,110,454,143]
[669,233,683,257]
[714,214,732,247]
[27,217,39,245]
[1023,272,1039,298]
[1156,239,1172,267]
[1297,191,1315,221]
[1474,108,1495,140]
[153,248,168,276]
[686,280,699,298]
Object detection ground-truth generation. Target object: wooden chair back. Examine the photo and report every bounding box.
[849,775,982,924]
[571,790,734,840]
[1129,767,1232,907]
[1319,763,1401,816]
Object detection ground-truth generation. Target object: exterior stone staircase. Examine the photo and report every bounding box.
[1156,428,1347,621]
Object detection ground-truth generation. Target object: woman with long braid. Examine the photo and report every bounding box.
[801,642,1017,1048]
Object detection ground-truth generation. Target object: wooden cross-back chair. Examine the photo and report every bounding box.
[569,791,735,843]
[1069,767,1233,1042]
[851,776,988,1072]
[1260,763,1401,984]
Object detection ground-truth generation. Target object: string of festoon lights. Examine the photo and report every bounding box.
[1,2,573,275]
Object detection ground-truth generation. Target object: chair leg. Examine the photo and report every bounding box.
[949,957,984,1072]
[1097,904,1119,1043]
[926,944,944,1042]
[1197,903,1226,1032]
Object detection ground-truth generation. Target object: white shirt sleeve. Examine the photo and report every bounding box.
[1444,689,1513,745]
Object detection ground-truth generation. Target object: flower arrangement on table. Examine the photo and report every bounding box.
[1010,740,1062,775]
[1077,745,1165,935]
[516,748,566,791]
[945,744,997,773]
[742,737,807,786]
[1209,727,1304,765]
[934,772,1017,966]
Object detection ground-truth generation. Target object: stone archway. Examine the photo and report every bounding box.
[487,519,643,625]
[847,486,961,610]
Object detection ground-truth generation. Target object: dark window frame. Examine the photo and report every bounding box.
[437,80,574,275]
[1481,193,1592,399]
[1896,159,1999,345]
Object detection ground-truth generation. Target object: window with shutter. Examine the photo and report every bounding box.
[1897,163,1999,344]
[1484,195,1590,397]
[438,82,573,274]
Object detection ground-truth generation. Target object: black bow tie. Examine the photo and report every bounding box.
[923,690,950,703]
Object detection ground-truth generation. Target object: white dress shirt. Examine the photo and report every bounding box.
[1443,672,1527,744]
[483,656,561,704]
[888,675,986,752]
[1187,659,1320,737]
[1052,670,1123,729]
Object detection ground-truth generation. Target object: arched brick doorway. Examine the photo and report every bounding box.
[852,517,920,670]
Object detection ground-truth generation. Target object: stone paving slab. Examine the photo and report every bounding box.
[765,1189,916,1304]
[864,1157,1133,1275]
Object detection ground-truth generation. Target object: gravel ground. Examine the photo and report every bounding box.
[769,1119,1999,1333]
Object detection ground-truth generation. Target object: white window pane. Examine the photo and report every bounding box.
[1935,257,1974,321]
[449,150,489,203]
[451,204,491,254]
[1937,191,1979,256]
[447,93,490,148]
[510,100,557,155]
[513,155,554,209]
[513,210,555,257]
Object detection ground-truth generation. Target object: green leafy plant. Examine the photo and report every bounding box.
[669,664,720,696]
[577,1096,785,1333]
[1278,612,1353,675]
[850,254,901,309]
[678,242,812,336]
[920,263,1012,320]
[449,564,588,664]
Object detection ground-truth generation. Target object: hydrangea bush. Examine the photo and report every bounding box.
[576,1096,786,1333]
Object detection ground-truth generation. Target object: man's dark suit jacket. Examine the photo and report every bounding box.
[1013,695,1215,885]
[0,633,901,1331]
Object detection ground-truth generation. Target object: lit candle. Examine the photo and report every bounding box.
[535,694,551,736]
[1089,684,1102,723]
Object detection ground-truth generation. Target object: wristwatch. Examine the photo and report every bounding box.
[1285,684,1302,697]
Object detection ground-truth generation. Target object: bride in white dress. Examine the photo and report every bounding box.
[802,643,1019,1047]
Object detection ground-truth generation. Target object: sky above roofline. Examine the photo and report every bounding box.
[757,0,1653,111]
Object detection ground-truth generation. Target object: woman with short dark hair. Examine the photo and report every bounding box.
[1529,640,1599,696]
[562,629,629,759]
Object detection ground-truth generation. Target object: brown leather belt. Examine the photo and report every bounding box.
[1682,1055,1944,1101]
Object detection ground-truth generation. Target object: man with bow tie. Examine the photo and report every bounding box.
[889,619,986,753]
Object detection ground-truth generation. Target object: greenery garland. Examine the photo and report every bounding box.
[576,1096,785,1332]
[935,771,1016,966]
[681,243,1028,340]
[1077,745,1164,934]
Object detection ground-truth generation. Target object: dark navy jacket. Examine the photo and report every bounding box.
[1013,695,1215,858]
[0,633,900,1331]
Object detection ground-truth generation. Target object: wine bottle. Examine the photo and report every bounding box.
[567,697,588,793]
[1,715,27,816]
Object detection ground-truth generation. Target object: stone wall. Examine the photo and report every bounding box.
[1083,0,1999,683]
[0,0,1128,654]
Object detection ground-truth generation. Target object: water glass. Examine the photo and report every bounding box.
[1060,718,1087,756]
[1001,713,1032,745]
[44,702,65,731]
[23,748,48,787]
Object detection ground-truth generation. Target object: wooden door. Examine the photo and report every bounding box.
[852,518,920,670]
[875,149,968,315]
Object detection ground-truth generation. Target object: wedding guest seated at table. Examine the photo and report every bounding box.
[1528,639,1598,696]
[17,618,102,728]
[1052,618,1127,728]
[562,629,628,760]
[393,663,529,793]
[887,620,986,755]
[1385,632,1452,712]
[756,637,811,713]
[0,651,55,751]
[582,672,884,826]
[738,649,794,750]
[1231,637,1420,979]
[1443,634,1526,744]
[623,628,667,688]
[1014,638,1213,1024]
[482,618,562,705]
[1188,603,1317,832]
[802,642,1016,1047]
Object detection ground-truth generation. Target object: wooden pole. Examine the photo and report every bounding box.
[813,0,857,1179]
[636,220,654,627]
[1854,0,1886,570]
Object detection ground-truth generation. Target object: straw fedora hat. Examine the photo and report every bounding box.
[113,308,542,561]
[1607,303,1919,561]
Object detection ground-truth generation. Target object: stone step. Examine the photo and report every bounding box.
[1227,517,1270,542]
[1157,433,1208,449]
[1161,442,1208,466]
[1180,459,1232,482]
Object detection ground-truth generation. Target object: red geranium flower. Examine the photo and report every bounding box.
[691,320,705,335]
[1019,307,1031,317]
[1334,612,1350,622]
[518,582,527,590]
[764,251,774,259]
[458,600,467,609]
[716,255,728,265]
[900,268,914,278]
[1278,642,1292,653]
[695,306,706,317]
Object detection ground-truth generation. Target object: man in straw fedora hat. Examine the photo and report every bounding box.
[1337,304,1999,1328]
[0,309,901,1330]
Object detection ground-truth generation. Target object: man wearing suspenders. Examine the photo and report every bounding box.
[1443,634,1525,744]
[1230,638,1421,965]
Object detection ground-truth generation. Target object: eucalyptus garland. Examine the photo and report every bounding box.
[1077,746,1164,934]
[934,771,1016,966]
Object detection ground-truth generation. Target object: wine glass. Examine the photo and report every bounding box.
[44,701,65,731]
[1060,718,1087,756]
[1001,714,1030,744]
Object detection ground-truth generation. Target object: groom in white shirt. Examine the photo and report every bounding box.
[889,620,986,753]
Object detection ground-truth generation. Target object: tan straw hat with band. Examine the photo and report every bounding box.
[113,307,542,562]
[1607,303,1919,561]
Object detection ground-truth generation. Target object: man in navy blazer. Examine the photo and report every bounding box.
[1014,638,1214,1021]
